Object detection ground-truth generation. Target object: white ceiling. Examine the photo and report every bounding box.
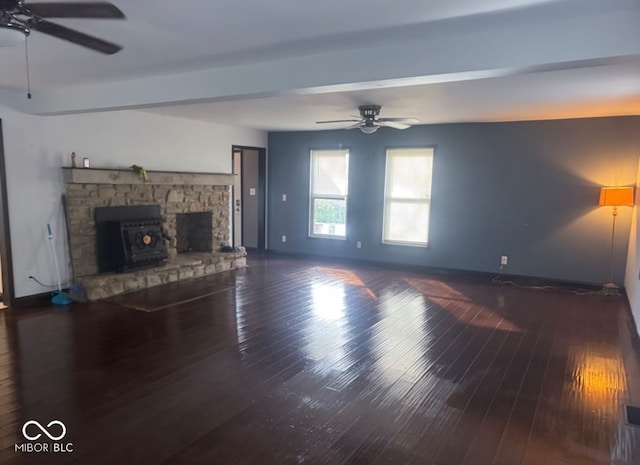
[1,0,639,129]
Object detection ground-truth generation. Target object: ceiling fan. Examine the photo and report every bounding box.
[0,1,125,54]
[316,105,420,134]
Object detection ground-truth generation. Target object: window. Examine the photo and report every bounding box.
[383,148,434,246]
[309,149,349,238]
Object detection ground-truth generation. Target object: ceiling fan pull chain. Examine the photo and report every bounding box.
[24,37,32,99]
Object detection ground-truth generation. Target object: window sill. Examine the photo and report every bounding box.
[382,240,429,248]
[309,234,347,241]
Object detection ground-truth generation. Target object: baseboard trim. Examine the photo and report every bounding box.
[243,247,267,255]
[262,249,604,292]
[12,291,57,308]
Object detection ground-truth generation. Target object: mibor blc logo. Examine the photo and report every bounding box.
[15,420,74,454]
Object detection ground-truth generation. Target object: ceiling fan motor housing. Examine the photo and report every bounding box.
[0,0,20,12]
[359,105,381,120]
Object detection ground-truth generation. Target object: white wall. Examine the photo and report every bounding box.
[625,158,640,334]
[0,101,266,298]
[44,111,266,173]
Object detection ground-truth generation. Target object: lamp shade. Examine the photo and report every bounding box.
[599,187,635,206]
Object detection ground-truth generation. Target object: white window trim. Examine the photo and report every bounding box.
[309,149,349,240]
[382,148,434,247]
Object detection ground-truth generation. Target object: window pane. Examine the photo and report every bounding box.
[312,198,346,237]
[384,201,429,243]
[387,151,433,199]
[312,151,348,196]
[384,148,433,245]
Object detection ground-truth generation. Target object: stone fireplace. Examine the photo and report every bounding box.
[63,168,246,300]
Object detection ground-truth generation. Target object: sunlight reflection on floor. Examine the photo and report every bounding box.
[405,277,521,333]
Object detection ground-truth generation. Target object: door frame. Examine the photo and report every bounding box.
[0,121,15,306]
[231,145,267,251]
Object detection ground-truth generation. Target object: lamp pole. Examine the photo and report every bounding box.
[603,206,620,296]
[609,207,618,283]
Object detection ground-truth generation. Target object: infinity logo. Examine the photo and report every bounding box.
[22,420,67,441]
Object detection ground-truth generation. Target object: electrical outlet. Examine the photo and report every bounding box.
[501,256,508,266]
[356,241,362,249]
[281,235,287,243]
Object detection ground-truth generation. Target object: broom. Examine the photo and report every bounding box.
[61,194,87,302]
[48,223,72,306]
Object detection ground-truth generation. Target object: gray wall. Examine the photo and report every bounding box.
[267,117,640,285]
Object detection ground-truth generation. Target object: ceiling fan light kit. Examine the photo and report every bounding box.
[316,105,419,134]
[0,1,125,53]
[360,125,378,134]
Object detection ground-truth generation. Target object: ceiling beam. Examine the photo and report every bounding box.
[24,3,640,115]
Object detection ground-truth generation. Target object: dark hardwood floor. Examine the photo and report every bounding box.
[1,255,639,464]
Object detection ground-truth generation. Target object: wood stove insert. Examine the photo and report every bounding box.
[96,205,168,273]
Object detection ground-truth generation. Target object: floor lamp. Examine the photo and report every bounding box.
[599,186,635,296]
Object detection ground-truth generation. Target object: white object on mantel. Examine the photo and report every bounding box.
[62,167,235,186]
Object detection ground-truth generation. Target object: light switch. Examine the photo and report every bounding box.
[249,188,256,196]
[282,194,287,201]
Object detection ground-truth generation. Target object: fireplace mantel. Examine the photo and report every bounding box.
[62,167,235,186]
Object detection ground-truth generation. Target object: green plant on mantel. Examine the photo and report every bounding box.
[130,164,148,181]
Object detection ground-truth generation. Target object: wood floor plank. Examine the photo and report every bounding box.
[408,287,528,465]
[0,255,638,464]
[491,294,561,465]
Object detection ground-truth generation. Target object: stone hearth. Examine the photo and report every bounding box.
[76,252,246,301]
[63,168,246,300]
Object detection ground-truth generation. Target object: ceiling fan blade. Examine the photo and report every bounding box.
[24,2,125,19]
[29,19,122,54]
[344,122,364,130]
[378,121,411,130]
[378,117,420,124]
[316,119,361,124]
